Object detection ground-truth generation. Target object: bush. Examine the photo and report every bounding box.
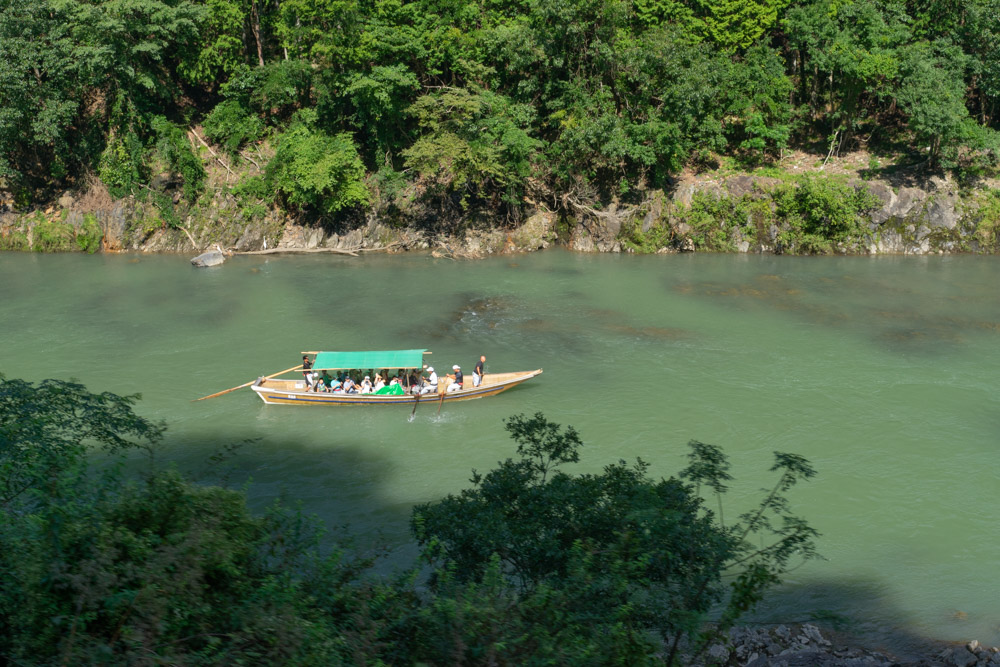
[98,130,147,198]
[32,216,75,252]
[203,99,266,157]
[75,213,102,253]
[267,113,370,214]
[151,117,206,203]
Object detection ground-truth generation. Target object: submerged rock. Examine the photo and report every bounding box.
[191,249,226,267]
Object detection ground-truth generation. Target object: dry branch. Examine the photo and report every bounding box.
[236,246,360,257]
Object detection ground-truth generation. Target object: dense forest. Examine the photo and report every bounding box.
[2,0,1000,226]
[0,375,817,664]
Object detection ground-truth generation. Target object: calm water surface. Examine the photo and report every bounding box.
[2,250,998,653]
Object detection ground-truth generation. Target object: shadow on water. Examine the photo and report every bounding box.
[142,429,409,554]
[672,273,1000,353]
[748,577,973,660]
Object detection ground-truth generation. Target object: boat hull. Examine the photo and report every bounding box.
[250,370,542,406]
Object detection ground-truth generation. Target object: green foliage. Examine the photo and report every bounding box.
[413,412,819,659]
[0,374,163,511]
[98,130,147,198]
[967,190,1000,251]
[622,219,673,253]
[203,100,267,157]
[177,0,249,86]
[725,44,794,162]
[673,191,751,251]
[150,190,184,228]
[151,116,206,203]
[0,378,820,664]
[267,111,370,214]
[232,173,273,218]
[32,217,75,252]
[75,213,103,253]
[774,177,881,245]
[697,0,790,52]
[8,0,1000,225]
[403,87,541,208]
[893,40,972,167]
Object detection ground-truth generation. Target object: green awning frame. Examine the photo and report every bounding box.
[312,349,428,371]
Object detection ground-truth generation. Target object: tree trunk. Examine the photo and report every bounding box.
[251,0,265,67]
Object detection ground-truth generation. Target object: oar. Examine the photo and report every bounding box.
[436,376,451,415]
[411,390,420,417]
[194,364,303,401]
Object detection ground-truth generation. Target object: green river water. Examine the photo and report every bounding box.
[2,249,998,654]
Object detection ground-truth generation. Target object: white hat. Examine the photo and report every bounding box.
[453,364,460,369]
[364,375,370,380]
[426,366,434,372]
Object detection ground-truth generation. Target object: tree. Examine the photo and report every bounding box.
[0,375,397,664]
[0,373,163,510]
[402,87,541,211]
[894,40,974,166]
[784,0,910,154]
[412,412,819,662]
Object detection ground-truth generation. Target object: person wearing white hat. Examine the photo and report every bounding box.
[420,366,438,394]
[447,364,464,392]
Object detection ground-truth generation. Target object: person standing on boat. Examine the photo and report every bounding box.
[302,355,314,389]
[473,355,485,387]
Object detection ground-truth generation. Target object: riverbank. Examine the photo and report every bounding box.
[3,151,1000,258]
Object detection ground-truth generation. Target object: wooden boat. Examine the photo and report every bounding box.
[249,349,542,406]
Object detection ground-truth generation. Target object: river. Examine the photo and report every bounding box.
[2,249,998,654]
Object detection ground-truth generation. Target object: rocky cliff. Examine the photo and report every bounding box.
[2,157,998,257]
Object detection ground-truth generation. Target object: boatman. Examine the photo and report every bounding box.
[302,355,314,389]
[420,366,438,394]
[447,364,463,392]
[473,355,485,387]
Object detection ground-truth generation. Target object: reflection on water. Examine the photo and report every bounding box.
[2,250,1000,653]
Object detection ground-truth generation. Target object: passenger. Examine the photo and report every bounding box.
[360,375,373,394]
[373,374,386,392]
[420,366,438,394]
[343,376,358,394]
[472,355,485,387]
[321,370,333,387]
[314,379,327,393]
[329,378,344,393]
[447,364,463,392]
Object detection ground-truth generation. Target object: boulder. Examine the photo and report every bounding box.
[862,182,895,225]
[725,174,757,198]
[191,249,226,267]
[926,192,960,229]
[890,187,925,219]
[641,191,665,233]
[510,210,557,251]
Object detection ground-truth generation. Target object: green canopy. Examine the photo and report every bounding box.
[312,350,428,371]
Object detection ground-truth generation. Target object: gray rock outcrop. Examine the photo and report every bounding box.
[190,249,226,267]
